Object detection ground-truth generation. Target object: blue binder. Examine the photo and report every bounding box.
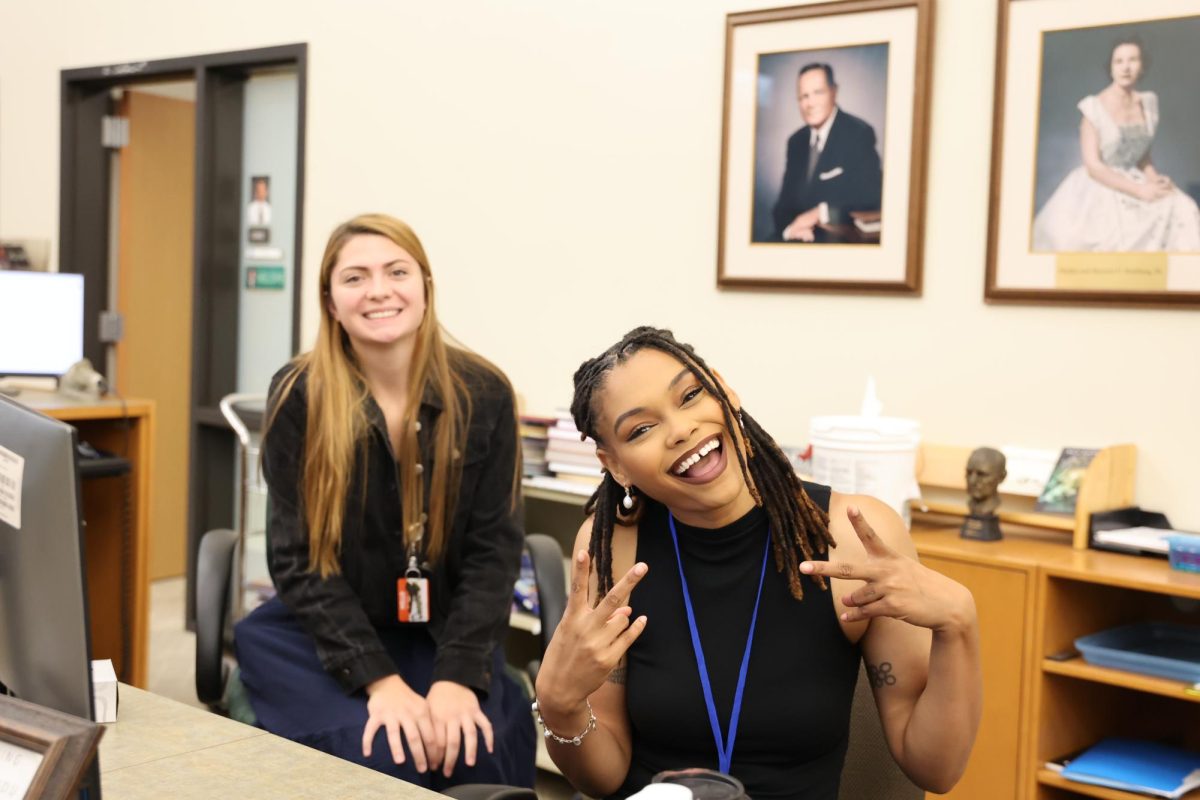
[1061,738,1200,798]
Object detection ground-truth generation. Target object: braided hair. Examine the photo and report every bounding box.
[570,326,834,601]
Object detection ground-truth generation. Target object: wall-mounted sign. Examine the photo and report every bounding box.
[246,245,284,262]
[248,227,270,244]
[246,266,285,291]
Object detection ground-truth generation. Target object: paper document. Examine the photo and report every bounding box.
[0,444,24,530]
[1093,526,1184,555]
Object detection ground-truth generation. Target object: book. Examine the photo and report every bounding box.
[1060,738,1200,798]
[549,461,604,479]
[1035,447,1099,514]
[524,474,599,497]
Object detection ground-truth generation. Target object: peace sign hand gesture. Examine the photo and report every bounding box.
[800,505,974,634]
[534,550,649,717]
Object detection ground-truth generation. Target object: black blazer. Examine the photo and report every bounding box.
[262,352,523,696]
[772,109,883,239]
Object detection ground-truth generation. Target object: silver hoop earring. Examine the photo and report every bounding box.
[622,485,634,510]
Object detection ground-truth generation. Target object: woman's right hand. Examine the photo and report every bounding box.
[362,674,443,773]
[534,550,648,721]
[1138,181,1170,202]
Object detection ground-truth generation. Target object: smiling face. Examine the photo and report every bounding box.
[592,348,755,528]
[1110,43,1143,89]
[325,233,427,351]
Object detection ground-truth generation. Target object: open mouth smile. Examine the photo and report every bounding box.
[670,434,726,483]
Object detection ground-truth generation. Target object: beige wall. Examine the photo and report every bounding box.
[2,0,1198,529]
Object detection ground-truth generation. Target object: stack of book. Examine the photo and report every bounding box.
[519,414,554,478]
[544,411,603,488]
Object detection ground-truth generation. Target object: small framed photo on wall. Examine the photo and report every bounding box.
[986,0,1200,305]
[717,0,932,293]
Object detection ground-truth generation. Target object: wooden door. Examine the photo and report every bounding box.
[116,89,196,580]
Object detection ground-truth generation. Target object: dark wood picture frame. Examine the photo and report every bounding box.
[717,0,933,294]
[0,694,103,800]
[985,0,1200,307]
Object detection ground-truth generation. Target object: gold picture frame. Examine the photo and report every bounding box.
[717,0,932,294]
[985,0,1200,306]
[0,694,103,800]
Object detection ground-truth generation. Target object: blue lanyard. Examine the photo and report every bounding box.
[668,513,770,775]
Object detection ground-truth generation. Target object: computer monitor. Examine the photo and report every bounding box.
[0,395,95,722]
[0,271,85,377]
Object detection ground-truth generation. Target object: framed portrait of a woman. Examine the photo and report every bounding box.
[987,0,1200,305]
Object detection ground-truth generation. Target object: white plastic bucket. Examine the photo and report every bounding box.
[809,415,920,526]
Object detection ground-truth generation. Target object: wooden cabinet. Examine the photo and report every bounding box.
[21,393,153,687]
[918,552,1034,800]
[913,524,1200,800]
[1028,554,1200,800]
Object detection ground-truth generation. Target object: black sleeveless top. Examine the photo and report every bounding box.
[613,483,860,800]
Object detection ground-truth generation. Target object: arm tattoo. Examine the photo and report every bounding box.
[867,661,897,689]
[606,665,627,685]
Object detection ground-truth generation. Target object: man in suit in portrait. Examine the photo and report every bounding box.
[772,63,883,243]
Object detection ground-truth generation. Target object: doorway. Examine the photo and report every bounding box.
[59,44,307,621]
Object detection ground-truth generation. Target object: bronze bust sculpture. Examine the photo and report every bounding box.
[962,447,1006,541]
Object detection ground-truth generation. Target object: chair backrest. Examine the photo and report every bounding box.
[837,660,923,800]
[524,533,568,650]
[522,533,568,686]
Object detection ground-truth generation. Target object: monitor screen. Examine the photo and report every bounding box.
[0,271,85,377]
[0,395,95,722]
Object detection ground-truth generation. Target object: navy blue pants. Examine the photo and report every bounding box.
[234,596,536,790]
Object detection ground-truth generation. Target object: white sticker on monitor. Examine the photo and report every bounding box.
[0,444,24,530]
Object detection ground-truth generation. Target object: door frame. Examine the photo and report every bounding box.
[60,44,307,622]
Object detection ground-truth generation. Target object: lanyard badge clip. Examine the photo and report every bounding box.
[398,521,431,624]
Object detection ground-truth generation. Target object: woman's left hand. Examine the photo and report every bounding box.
[800,506,975,634]
[426,680,494,778]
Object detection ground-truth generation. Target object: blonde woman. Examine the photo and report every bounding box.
[235,214,534,789]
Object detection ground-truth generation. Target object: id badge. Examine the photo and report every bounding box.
[397,575,430,623]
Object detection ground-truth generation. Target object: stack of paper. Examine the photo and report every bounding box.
[1061,738,1200,798]
[1093,526,1185,556]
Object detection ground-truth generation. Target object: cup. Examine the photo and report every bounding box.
[652,768,748,800]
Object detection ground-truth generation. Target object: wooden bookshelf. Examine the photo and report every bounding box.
[910,522,1200,800]
[914,443,1136,548]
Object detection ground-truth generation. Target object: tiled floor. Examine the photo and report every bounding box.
[146,576,576,798]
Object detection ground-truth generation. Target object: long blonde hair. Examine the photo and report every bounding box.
[268,214,510,577]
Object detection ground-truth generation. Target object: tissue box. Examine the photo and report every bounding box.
[91,659,118,723]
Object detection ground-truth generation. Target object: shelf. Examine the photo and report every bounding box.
[915,442,1136,549]
[918,500,1074,531]
[523,483,590,506]
[1042,658,1200,704]
[1037,768,1200,799]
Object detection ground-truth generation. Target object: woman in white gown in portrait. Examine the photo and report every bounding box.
[1033,38,1200,252]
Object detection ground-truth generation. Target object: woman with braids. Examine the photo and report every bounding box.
[233,214,535,789]
[533,327,981,799]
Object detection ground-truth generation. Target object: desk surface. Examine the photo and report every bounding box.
[100,685,443,799]
[13,389,153,421]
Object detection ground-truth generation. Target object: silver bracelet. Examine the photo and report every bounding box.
[531,698,597,746]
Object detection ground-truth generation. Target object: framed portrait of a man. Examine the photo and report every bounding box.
[987,1,1200,305]
[717,0,932,293]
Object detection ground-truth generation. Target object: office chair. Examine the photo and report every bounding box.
[836,660,923,800]
[196,527,568,800]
